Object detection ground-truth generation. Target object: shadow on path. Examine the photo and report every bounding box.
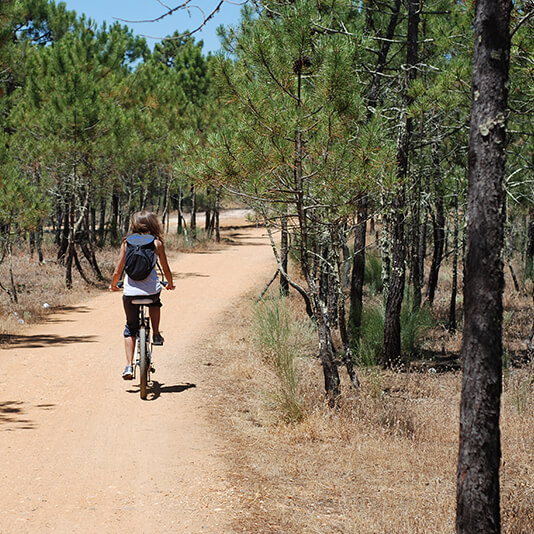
[0,333,97,349]
[126,381,196,401]
[0,401,36,431]
[176,272,210,279]
[224,232,268,247]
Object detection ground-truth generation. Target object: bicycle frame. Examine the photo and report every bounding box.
[131,297,154,400]
[117,276,166,400]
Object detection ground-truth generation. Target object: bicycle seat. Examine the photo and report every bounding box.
[131,298,157,305]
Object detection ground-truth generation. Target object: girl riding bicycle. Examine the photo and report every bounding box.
[110,210,175,380]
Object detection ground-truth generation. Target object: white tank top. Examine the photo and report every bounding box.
[123,266,161,296]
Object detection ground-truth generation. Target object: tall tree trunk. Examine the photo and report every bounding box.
[383,0,420,366]
[111,191,119,243]
[411,168,423,310]
[8,241,18,304]
[98,197,106,247]
[295,64,339,401]
[448,187,459,333]
[176,186,186,235]
[36,225,43,263]
[526,205,534,279]
[349,195,367,346]
[205,187,212,235]
[58,205,70,262]
[280,214,289,296]
[89,206,96,244]
[456,1,511,532]
[382,194,406,366]
[427,153,445,305]
[190,184,197,241]
[214,189,221,243]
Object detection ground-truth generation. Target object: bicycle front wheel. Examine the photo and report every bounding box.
[139,327,149,400]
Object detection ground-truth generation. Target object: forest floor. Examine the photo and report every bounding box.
[1,213,534,533]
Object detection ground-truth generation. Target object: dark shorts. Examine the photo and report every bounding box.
[122,293,162,337]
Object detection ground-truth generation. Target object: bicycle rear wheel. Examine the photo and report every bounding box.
[139,327,149,400]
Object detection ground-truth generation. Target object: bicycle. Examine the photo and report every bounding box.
[118,280,167,400]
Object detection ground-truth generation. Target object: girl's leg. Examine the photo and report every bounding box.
[122,296,139,375]
[124,336,136,365]
[149,306,161,335]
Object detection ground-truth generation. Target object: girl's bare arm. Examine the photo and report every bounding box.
[155,240,175,290]
[110,242,126,291]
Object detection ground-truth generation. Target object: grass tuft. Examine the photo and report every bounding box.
[357,297,434,367]
[252,296,315,423]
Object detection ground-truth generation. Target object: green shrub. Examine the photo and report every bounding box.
[358,301,385,367]
[400,302,434,357]
[253,297,314,422]
[364,250,383,295]
[356,297,434,367]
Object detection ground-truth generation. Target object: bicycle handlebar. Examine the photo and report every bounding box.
[115,280,167,289]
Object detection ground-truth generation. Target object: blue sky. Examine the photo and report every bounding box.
[61,0,244,54]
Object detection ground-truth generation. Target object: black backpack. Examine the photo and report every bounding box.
[124,233,156,281]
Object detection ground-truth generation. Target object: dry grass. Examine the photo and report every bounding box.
[199,284,534,534]
[0,241,117,336]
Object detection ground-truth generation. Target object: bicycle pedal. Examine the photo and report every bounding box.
[150,367,156,373]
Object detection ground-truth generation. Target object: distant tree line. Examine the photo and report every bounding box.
[0,0,221,290]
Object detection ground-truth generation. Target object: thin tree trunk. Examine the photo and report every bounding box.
[89,206,96,244]
[98,197,106,247]
[349,195,367,346]
[215,189,221,243]
[448,191,459,334]
[295,65,339,401]
[36,225,43,263]
[411,168,423,310]
[177,186,185,235]
[456,1,511,531]
[526,205,534,279]
[8,241,18,304]
[111,191,119,243]
[280,214,289,296]
[73,246,92,285]
[205,187,212,235]
[190,184,197,241]
[383,0,420,366]
[427,154,445,305]
[58,205,70,262]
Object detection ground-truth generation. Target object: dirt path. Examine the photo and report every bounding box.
[0,225,274,533]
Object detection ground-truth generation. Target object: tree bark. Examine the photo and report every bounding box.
[456,1,511,532]
[427,154,445,306]
[214,189,221,243]
[111,191,119,243]
[98,197,106,246]
[190,184,197,241]
[349,195,367,346]
[383,0,420,366]
[411,168,423,310]
[280,214,289,296]
[448,190,459,333]
[526,205,534,279]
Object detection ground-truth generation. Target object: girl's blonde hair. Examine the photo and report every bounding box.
[128,210,164,242]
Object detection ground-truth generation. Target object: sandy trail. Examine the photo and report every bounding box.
[0,225,274,533]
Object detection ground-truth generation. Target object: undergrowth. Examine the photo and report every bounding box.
[252,296,315,423]
[357,297,434,366]
[208,292,534,534]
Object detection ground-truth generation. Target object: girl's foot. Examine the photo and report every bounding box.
[153,333,164,346]
[122,365,133,380]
